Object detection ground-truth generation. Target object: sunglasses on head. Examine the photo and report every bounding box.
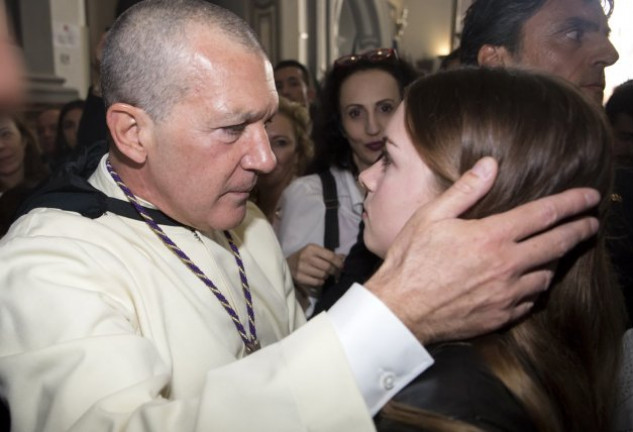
[333,48,398,68]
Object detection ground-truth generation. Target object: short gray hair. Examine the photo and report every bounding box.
[101,0,264,121]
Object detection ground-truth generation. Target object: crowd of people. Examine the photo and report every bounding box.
[0,0,631,431]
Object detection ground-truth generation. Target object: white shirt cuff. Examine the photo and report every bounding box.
[326,282,434,415]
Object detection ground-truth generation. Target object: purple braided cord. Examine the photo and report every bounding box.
[106,160,258,349]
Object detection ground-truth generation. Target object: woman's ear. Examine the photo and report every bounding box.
[477,44,513,67]
[106,103,153,164]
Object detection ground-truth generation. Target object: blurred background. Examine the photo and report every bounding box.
[5,0,632,115]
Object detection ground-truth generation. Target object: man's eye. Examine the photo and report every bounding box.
[565,29,583,42]
[224,124,246,136]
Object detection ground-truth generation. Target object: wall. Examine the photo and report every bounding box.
[397,0,454,68]
[49,0,90,98]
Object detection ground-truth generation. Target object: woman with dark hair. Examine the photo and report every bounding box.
[276,49,419,312]
[0,114,49,235]
[55,99,85,153]
[360,68,626,431]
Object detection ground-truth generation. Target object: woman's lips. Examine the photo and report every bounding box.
[365,141,384,152]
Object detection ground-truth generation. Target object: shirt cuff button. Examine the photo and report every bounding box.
[381,372,396,390]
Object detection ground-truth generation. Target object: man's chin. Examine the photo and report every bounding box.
[579,86,605,104]
[207,204,248,232]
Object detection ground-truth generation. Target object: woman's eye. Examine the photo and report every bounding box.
[272,138,289,148]
[378,103,394,114]
[347,108,362,119]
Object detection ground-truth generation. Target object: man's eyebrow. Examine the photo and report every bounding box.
[562,16,603,33]
[223,109,274,126]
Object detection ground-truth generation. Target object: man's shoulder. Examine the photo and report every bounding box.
[5,207,105,240]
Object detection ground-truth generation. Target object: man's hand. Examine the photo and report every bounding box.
[287,244,345,295]
[365,157,600,344]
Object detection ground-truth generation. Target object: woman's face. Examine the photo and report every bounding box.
[0,117,26,179]
[260,112,298,188]
[360,103,441,258]
[62,107,83,149]
[339,69,401,172]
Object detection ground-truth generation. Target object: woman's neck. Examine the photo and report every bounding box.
[0,167,25,193]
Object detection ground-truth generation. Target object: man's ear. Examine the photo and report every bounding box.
[106,103,153,164]
[477,44,513,67]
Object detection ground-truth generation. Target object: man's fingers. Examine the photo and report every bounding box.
[513,268,555,299]
[488,188,600,242]
[425,157,498,220]
[514,215,599,269]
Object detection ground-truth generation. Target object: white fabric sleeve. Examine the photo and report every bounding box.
[276,176,325,256]
[326,283,434,415]
[615,328,633,432]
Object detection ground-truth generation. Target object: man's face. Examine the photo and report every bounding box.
[274,66,310,107]
[505,0,618,103]
[141,32,278,232]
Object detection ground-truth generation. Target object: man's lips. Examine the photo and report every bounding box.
[581,82,604,90]
[224,181,257,197]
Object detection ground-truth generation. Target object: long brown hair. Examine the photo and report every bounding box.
[385,68,626,431]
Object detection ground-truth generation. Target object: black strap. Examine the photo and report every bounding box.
[318,170,339,251]
[14,140,183,227]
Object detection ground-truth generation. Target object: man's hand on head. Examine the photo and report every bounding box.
[365,157,600,344]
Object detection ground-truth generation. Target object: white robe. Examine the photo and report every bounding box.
[0,155,375,431]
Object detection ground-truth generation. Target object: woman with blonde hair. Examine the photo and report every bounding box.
[250,96,312,226]
[361,68,626,431]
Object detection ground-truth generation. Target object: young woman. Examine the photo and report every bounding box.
[361,68,626,431]
[276,49,418,310]
[250,96,312,227]
[56,99,85,151]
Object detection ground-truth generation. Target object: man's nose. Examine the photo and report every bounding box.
[596,37,619,67]
[242,125,277,174]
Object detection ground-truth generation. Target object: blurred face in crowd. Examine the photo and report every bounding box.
[0,3,24,109]
[482,0,618,103]
[36,109,60,155]
[274,66,311,107]
[360,104,440,258]
[612,113,633,159]
[260,112,298,188]
[0,116,26,188]
[339,69,401,172]
[61,107,83,148]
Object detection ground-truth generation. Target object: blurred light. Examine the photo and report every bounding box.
[605,2,633,102]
